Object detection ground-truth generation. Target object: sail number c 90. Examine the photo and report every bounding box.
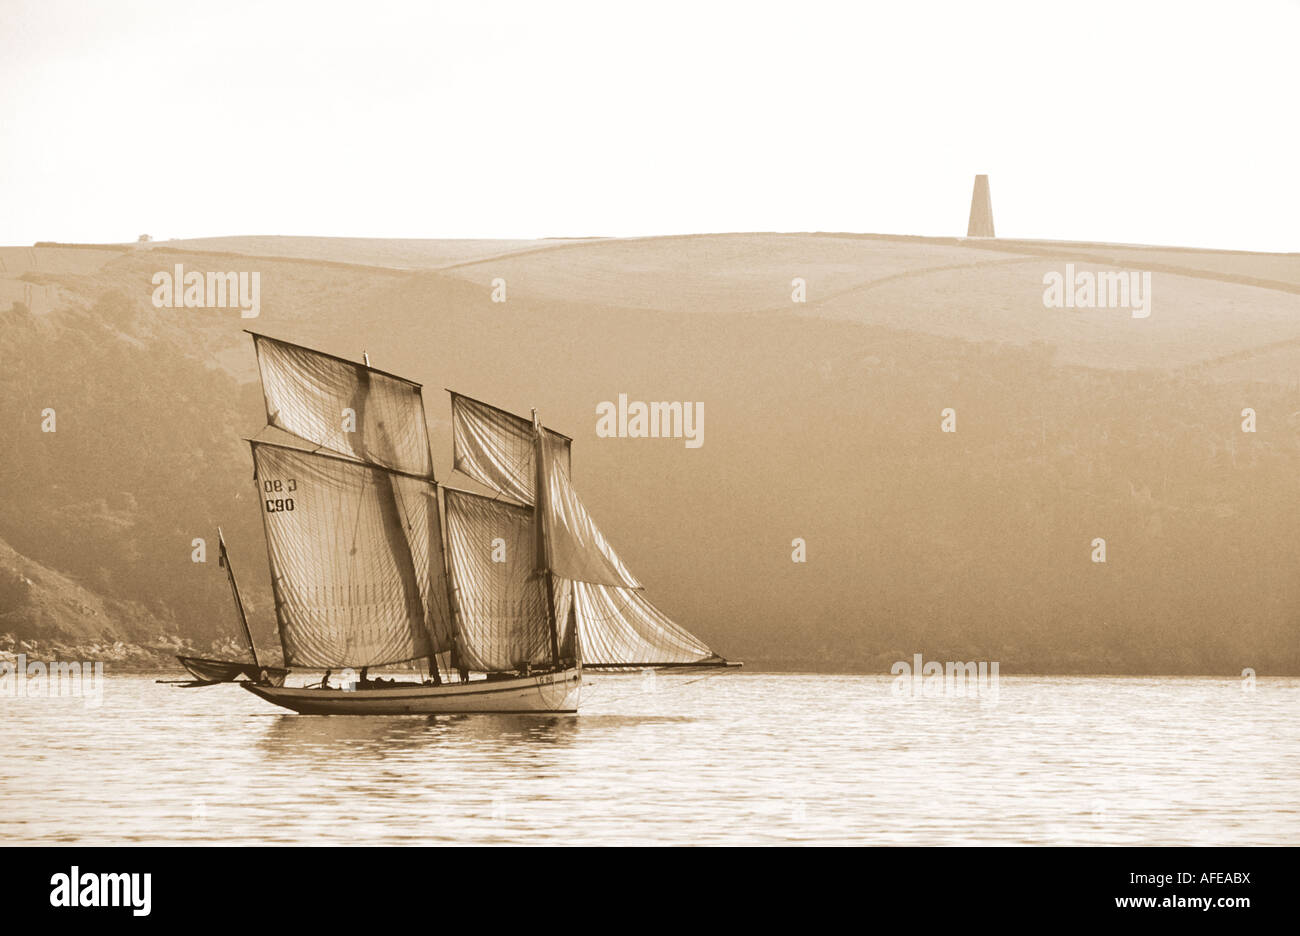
[264,478,297,512]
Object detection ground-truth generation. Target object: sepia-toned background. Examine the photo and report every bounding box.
[4,231,1299,674]
[3,0,1299,676]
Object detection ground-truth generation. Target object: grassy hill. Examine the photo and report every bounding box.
[2,233,1298,673]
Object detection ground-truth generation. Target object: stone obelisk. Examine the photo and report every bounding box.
[966,174,995,238]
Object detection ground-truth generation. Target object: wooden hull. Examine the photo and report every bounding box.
[241,668,582,714]
[177,655,287,686]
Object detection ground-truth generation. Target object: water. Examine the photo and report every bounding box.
[2,672,1296,845]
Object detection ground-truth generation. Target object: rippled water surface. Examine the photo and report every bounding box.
[2,673,1297,844]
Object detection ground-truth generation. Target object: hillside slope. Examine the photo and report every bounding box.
[2,233,1298,672]
[0,533,186,663]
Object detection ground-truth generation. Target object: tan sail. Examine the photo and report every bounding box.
[251,440,451,669]
[571,581,717,666]
[253,332,434,477]
[443,487,572,672]
[538,431,642,590]
[450,392,570,504]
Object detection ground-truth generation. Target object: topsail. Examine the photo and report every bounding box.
[450,392,570,504]
[253,332,434,477]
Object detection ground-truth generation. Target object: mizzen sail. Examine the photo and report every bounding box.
[443,488,572,672]
[251,440,451,669]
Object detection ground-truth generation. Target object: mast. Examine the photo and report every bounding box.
[218,526,260,669]
[349,355,432,672]
[532,407,562,668]
[365,346,441,684]
[439,485,469,681]
[251,452,293,667]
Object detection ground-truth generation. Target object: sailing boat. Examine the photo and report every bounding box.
[176,528,288,685]
[220,332,732,715]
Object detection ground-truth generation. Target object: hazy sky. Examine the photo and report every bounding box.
[2,0,1296,251]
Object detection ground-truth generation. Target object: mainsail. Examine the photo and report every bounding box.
[253,332,434,477]
[443,488,572,672]
[252,440,451,669]
[447,392,723,668]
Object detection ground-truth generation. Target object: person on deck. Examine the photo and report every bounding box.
[320,669,331,689]
[451,635,469,683]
